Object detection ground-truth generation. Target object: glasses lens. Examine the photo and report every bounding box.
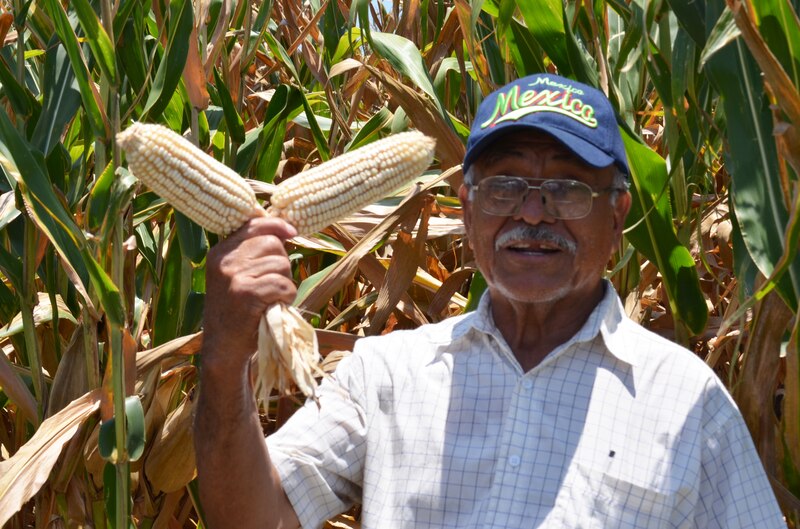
[479,176,527,215]
[541,180,593,219]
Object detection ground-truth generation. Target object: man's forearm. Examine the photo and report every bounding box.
[194,360,300,529]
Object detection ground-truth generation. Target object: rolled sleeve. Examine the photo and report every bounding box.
[267,353,368,529]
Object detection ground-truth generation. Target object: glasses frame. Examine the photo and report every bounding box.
[468,175,629,219]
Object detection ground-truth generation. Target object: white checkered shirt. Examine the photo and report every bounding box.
[267,284,785,528]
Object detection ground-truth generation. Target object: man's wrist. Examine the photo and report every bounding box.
[197,343,253,395]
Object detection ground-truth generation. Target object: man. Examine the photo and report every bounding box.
[194,73,785,528]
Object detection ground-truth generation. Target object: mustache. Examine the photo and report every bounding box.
[495,225,577,255]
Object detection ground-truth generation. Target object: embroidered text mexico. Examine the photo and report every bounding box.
[480,83,599,129]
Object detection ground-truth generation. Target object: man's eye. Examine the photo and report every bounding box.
[488,184,521,197]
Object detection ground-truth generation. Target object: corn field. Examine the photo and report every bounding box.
[0,0,799,527]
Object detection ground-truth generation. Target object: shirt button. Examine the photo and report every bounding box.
[508,455,521,467]
[521,379,534,390]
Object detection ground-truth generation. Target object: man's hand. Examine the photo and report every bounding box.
[202,216,298,373]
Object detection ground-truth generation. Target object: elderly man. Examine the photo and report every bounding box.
[194,73,785,528]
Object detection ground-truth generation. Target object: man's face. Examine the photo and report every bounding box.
[459,132,631,308]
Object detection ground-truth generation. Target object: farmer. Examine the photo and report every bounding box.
[194,73,785,528]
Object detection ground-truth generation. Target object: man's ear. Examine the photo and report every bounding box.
[611,191,631,249]
[458,184,472,235]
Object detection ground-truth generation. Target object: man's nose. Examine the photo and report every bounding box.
[513,189,556,224]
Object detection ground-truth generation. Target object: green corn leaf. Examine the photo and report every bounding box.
[117,15,147,94]
[665,0,706,46]
[0,111,124,326]
[507,19,547,77]
[705,18,800,309]
[264,32,301,82]
[517,0,573,77]
[0,275,18,324]
[699,6,741,70]
[495,0,516,44]
[41,0,108,139]
[211,68,246,145]
[750,0,800,88]
[143,0,193,119]
[151,232,191,347]
[0,55,34,118]
[623,135,708,334]
[563,5,598,85]
[98,396,145,462]
[71,0,117,84]
[174,212,208,266]
[30,42,82,156]
[297,88,331,161]
[112,0,139,43]
[0,244,23,294]
[369,31,445,116]
[346,107,393,151]
[134,222,158,279]
[464,270,487,313]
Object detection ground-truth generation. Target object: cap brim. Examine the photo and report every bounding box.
[463,124,617,174]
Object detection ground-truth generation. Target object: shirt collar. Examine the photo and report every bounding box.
[452,280,639,367]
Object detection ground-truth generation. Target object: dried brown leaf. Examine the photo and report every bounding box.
[330,58,363,80]
[82,423,105,488]
[183,25,210,110]
[47,327,89,417]
[0,344,38,426]
[368,196,431,334]
[297,192,428,314]
[135,332,203,374]
[338,203,464,240]
[727,1,800,123]
[453,0,493,96]
[427,7,461,69]
[317,329,359,358]
[203,0,232,74]
[0,389,101,527]
[0,13,13,45]
[427,268,474,320]
[325,513,361,529]
[142,372,184,469]
[297,169,454,316]
[735,290,792,473]
[151,490,184,529]
[145,398,196,494]
[783,317,800,482]
[363,64,465,178]
[397,0,421,39]
[49,422,92,493]
[319,349,353,374]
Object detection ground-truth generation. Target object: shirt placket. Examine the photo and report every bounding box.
[480,368,555,527]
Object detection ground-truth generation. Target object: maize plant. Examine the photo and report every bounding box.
[0,0,798,527]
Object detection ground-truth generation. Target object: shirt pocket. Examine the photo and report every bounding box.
[552,462,673,529]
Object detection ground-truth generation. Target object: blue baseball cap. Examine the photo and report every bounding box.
[463,73,629,177]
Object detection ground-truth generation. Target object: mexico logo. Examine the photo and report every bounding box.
[480,81,598,129]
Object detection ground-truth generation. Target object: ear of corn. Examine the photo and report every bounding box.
[268,130,436,235]
[117,123,436,406]
[116,122,265,235]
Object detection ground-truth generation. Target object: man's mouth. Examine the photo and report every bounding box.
[505,240,561,254]
[495,226,577,255]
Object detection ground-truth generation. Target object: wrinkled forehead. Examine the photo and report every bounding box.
[474,131,588,169]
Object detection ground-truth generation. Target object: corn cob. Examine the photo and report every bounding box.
[268,131,436,235]
[117,123,266,235]
[117,122,436,406]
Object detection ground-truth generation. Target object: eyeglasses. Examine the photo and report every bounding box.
[468,175,628,219]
